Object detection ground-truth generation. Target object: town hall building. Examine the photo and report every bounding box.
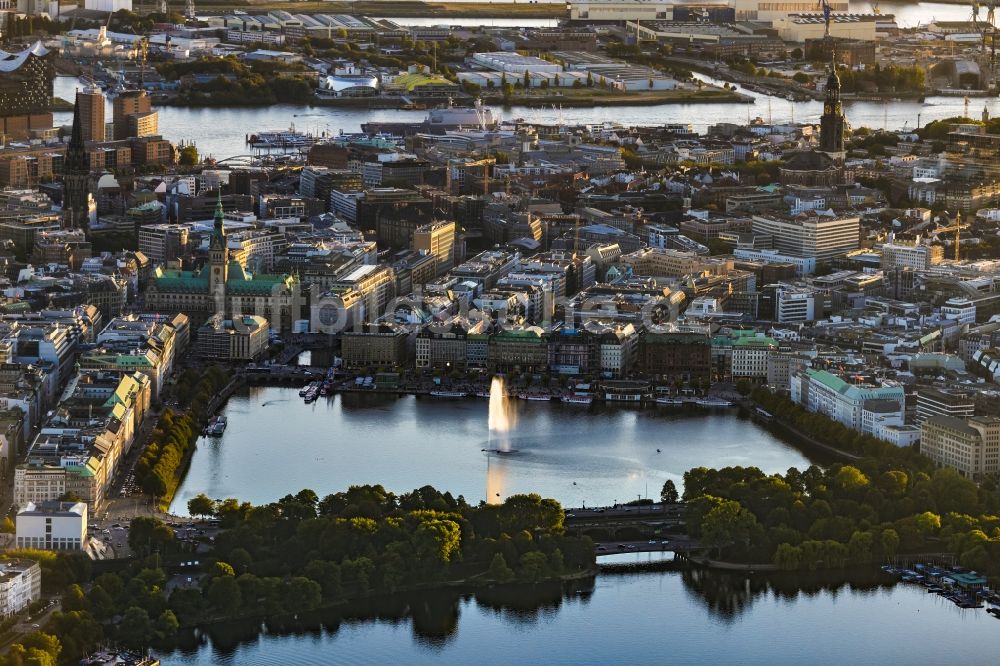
[145,193,303,331]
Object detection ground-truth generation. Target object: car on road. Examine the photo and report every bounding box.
[31,624,39,628]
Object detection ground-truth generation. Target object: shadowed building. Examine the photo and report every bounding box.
[62,98,91,232]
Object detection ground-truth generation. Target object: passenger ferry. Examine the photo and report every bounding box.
[561,395,593,405]
[695,397,734,408]
[429,390,467,398]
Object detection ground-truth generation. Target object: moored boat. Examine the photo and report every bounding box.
[205,416,227,437]
[695,398,734,408]
[429,390,467,398]
[561,395,593,405]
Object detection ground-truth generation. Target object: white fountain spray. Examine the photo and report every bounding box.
[487,375,516,453]
[486,375,515,504]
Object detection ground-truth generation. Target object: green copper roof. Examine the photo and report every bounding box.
[733,336,778,348]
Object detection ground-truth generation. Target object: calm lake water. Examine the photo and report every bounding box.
[161,567,1000,665]
[168,386,813,512]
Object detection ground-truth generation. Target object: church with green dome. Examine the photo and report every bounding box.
[145,193,303,331]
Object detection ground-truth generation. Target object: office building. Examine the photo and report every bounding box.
[880,239,943,270]
[196,314,270,360]
[751,212,860,263]
[76,87,105,142]
[137,223,189,264]
[412,221,456,276]
[915,388,976,424]
[731,336,779,382]
[341,322,409,368]
[112,89,155,140]
[639,330,712,383]
[15,500,87,551]
[921,415,1000,479]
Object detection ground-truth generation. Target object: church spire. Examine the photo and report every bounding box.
[819,54,845,158]
[211,188,225,247]
[214,188,224,227]
[62,95,91,232]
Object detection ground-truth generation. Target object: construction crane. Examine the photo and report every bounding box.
[818,0,832,39]
[935,212,970,261]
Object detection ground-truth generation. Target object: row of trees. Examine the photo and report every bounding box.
[133,409,197,498]
[683,408,1000,576]
[134,366,231,498]
[837,64,926,94]
[916,115,1000,142]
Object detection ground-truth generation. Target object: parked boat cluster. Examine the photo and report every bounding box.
[300,368,339,402]
[422,389,733,409]
[202,415,227,437]
[297,376,738,410]
[883,563,1000,615]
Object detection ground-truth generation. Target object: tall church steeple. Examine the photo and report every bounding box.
[62,96,91,232]
[819,54,846,159]
[210,188,225,250]
[208,189,228,317]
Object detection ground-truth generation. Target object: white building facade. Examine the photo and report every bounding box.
[16,500,87,551]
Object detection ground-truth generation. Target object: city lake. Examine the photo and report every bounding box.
[162,561,1000,664]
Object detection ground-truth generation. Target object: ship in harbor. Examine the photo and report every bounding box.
[361,98,498,136]
[246,125,318,151]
